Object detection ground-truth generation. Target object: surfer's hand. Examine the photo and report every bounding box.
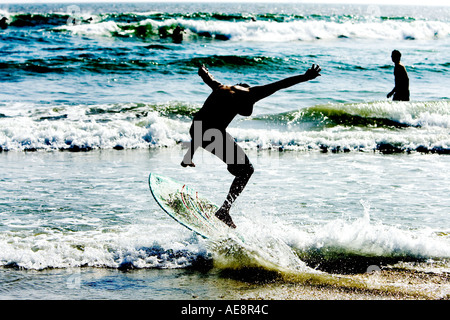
[181,160,195,168]
[387,91,394,99]
[198,64,208,77]
[305,64,321,80]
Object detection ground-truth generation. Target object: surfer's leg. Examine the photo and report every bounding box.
[215,133,254,228]
[215,168,253,228]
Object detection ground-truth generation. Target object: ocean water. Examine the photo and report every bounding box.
[0,2,449,300]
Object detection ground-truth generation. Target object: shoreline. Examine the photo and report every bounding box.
[1,264,448,300]
[237,268,449,300]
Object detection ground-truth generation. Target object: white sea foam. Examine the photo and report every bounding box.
[0,101,449,153]
[1,206,448,271]
[54,21,120,36]
[273,203,450,273]
[153,18,450,42]
[230,126,448,152]
[0,223,206,270]
[297,213,450,259]
[0,105,190,151]
[63,17,450,41]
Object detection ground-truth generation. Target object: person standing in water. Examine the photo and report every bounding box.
[0,17,8,30]
[181,64,321,228]
[387,50,410,101]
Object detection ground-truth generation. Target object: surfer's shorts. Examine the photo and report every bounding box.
[190,128,254,178]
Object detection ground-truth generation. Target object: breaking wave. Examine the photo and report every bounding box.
[1,199,448,277]
[3,10,449,41]
[1,100,448,154]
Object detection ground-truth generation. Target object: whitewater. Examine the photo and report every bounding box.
[1,100,449,153]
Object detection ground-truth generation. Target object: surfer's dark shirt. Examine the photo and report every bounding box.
[192,84,253,132]
[393,64,410,101]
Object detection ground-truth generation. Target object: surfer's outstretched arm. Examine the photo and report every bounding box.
[249,64,321,103]
[198,65,222,90]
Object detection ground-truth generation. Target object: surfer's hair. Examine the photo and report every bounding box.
[392,50,401,61]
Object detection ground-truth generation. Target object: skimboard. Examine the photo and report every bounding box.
[149,173,230,239]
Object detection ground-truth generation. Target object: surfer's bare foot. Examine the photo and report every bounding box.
[181,160,195,167]
[215,207,236,229]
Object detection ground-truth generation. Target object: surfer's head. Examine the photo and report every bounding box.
[391,50,401,64]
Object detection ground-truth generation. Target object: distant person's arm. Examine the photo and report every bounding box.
[388,64,408,99]
[387,88,395,99]
[198,65,222,90]
[248,64,321,103]
[387,67,397,98]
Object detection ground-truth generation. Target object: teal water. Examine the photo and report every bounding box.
[0,2,449,300]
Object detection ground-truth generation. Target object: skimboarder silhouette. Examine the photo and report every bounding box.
[182,64,321,228]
